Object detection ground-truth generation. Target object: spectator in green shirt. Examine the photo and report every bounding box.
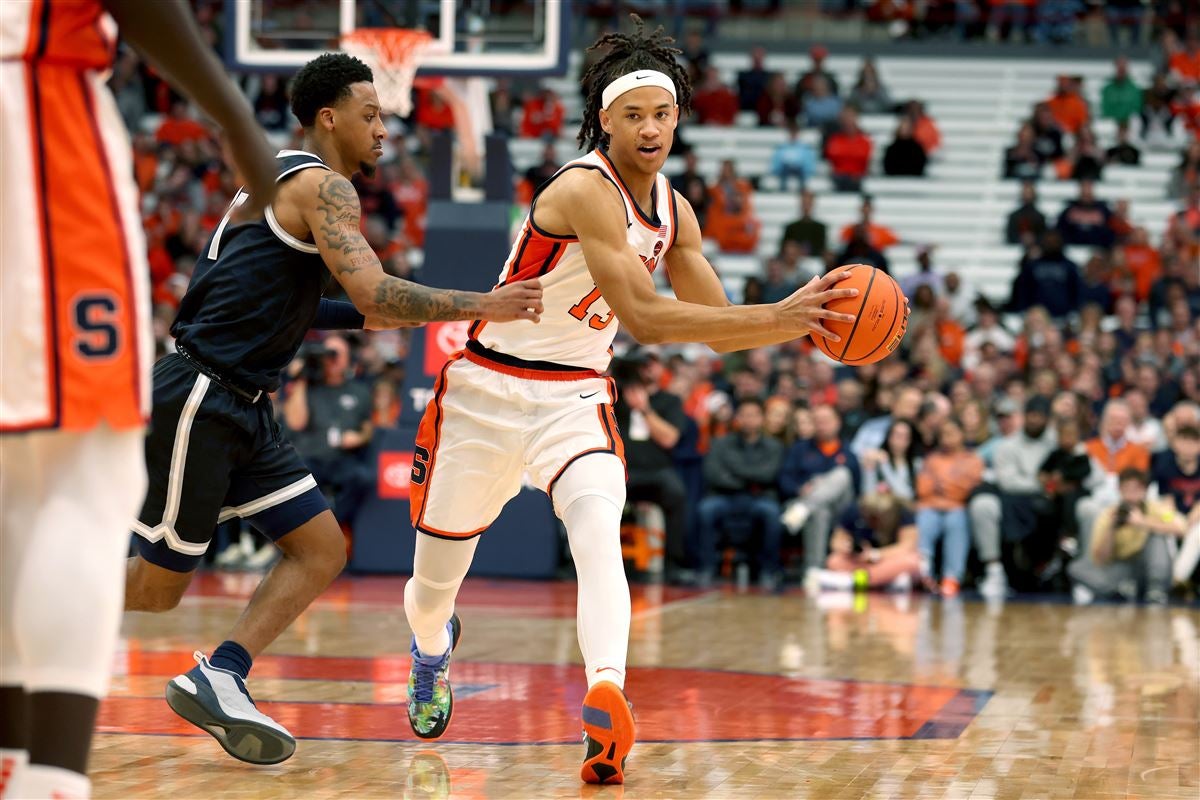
[1101,57,1143,123]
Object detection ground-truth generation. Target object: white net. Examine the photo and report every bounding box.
[341,29,432,117]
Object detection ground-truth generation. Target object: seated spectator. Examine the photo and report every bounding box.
[1004,124,1044,181]
[1009,231,1082,321]
[680,29,711,82]
[704,160,761,253]
[391,156,429,247]
[859,419,920,501]
[943,271,978,327]
[613,349,692,576]
[671,150,711,229]
[834,379,870,441]
[769,120,817,190]
[1170,85,1200,139]
[1104,0,1143,46]
[1122,228,1162,303]
[1038,415,1099,544]
[994,395,1059,588]
[906,100,942,155]
[1056,180,1114,248]
[1106,121,1142,166]
[1125,388,1166,451]
[1077,399,1152,551]
[852,385,924,460]
[1061,128,1105,182]
[1033,0,1084,45]
[780,189,828,257]
[817,492,921,591]
[762,258,799,303]
[519,142,560,203]
[1140,74,1178,147]
[1100,57,1143,124]
[825,108,873,192]
[848,58,894,114]
[737,46,771,111]
[692,66,739,125]
[156,100,209,146]
[1169,140,1200,197]
[1005,181,1047,244]
[1030,103,1065,162]
[1167,34,1200,87]
[1152,424,1200,585]
[1068,468,1185,605]
[756,73,800,127]
[519,87,564,139]
[803,76,844,131]
[696,398,786,588]
[488,79,517,136]
[781,405,861,582]
[899,245,942,299]
[986,0,1034,42]
[883,117,928,176]
[839,195,899,251]
[795,44,840,100]
[915,418,984,597]
[838,228,890,274]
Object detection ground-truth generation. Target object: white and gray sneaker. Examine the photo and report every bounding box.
[165,651,296,765]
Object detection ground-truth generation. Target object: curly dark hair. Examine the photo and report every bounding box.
[577,15,693,151]
[290,52,374,127]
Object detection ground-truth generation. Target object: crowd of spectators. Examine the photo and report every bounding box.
[111,9,1199,601]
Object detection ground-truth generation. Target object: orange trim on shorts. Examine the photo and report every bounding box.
[415,522,489,541]
[463,347,601,382]
[410,352,462,531]
[546,404,627,499]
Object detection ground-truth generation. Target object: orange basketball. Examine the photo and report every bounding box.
[812,264,909,366]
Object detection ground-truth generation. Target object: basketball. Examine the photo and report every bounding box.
[812,264,909,366]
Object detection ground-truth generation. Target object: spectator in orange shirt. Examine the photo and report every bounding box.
[915,418,984,596]
[1121,228,1162,302]
[1170,85,1200,139]
[703,160,761,253]
[1168,34,1200,86]
[839,195,899,251]
[905,100,941,155]
[415,88,455,130]
[1046,75,1090,136]
[933,298,966,368]
[691,66,739,125]
[825,107,873,192]
[155,100,210,146]
[1078,398,1152,550]
[519,87,564,139]
[390,156,429,248]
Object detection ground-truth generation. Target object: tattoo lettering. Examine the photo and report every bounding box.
[373,280,480,323]
[314,173,374,277]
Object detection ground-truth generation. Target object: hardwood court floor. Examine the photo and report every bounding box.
[94,574,1199,799]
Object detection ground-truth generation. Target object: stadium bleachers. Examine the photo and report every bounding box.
[509,53,1185,302]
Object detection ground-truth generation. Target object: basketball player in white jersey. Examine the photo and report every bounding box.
[402,17,859,784]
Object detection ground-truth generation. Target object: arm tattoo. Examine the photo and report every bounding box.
[314,173,372,277]
[315,173,485,322]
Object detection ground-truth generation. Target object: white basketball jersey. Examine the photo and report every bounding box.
[467,150,677,372]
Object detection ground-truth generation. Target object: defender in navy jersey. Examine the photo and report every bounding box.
[123,53,542,765]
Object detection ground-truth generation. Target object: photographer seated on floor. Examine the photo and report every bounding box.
[283,334,374,535]
[1068,468,1188,606]
[815,490,921,592]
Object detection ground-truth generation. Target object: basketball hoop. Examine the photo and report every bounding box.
[341,28,433,117]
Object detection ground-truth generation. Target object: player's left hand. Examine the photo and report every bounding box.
[482,279,544,323]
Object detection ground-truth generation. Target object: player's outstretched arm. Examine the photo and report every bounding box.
[663,191,854,352]
[539,170,856,346]
[302,172,543,326]
[102,0,277,215]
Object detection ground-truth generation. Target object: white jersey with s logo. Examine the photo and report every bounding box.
[466,149,678,373]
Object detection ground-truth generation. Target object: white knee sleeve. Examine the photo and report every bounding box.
[555,455,630,689]
[2,428,146,698]
[404,534,478,657]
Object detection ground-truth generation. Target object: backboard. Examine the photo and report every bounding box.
[225,0,571,76]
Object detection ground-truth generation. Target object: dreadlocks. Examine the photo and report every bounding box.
[577,15,693,151]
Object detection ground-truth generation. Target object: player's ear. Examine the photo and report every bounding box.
[317,106,336,132]
[599,107,612,136]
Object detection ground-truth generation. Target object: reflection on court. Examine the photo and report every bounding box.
[95,574,1200,799]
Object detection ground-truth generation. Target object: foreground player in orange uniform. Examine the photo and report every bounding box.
[401,16,859,784]
[0,2,278,797]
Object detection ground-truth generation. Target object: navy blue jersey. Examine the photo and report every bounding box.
[172,150,333,392]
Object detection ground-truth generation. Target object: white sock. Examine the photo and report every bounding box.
[985,561,1005,578]
[818,569,855,589]
[564,494,630,690]
[9,764,89,800]
[404,535,479,658]
[1,749,28,798]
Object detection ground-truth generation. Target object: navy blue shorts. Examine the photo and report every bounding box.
[133,354,328,572]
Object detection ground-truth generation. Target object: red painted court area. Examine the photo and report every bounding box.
[99,650,986,744]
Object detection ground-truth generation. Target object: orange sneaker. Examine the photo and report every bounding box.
[940,577,960,597]
[579,681,635,784]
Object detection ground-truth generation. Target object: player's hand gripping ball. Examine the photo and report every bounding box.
[812,264,909,365]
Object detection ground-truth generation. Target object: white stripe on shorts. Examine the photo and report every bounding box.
[216,475,319,524]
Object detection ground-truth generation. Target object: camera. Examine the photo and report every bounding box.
[1113,501,1143,528]
[295,342,332,383]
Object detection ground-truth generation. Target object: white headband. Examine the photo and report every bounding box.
[601,70,677,110]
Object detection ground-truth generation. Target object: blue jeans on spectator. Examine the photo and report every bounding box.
[773,165,809,192]
[917,507,970,581]
[696,493,783,578]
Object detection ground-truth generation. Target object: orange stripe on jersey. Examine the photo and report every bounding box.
[410,351,463,532]
[36,64,141,430]
[23,0,45,60]
[32,0,112,70]
[595,149,660,233]
[469,226,569,346]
